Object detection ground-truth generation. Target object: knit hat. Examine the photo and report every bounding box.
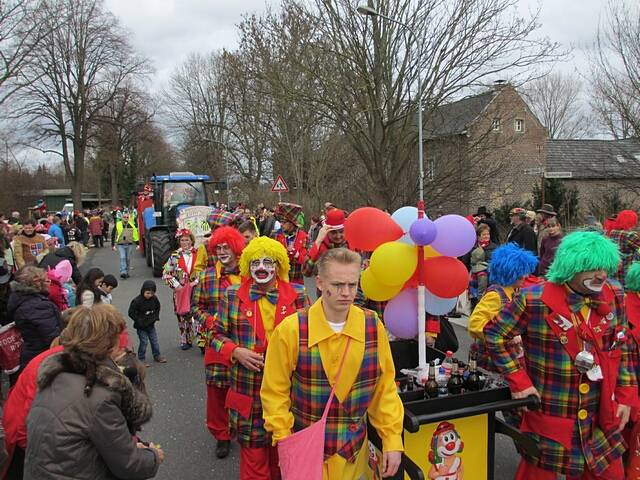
[546,231,620,284]
[615,210,638,231]
[325,209,345,231]
[489,243,538,286]
[239,237,290,281]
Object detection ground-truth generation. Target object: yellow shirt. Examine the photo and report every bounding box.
[468,287,515,340]
[261,299,404,480]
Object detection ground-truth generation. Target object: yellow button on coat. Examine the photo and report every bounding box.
[579,383,590,395]
[578,409,588,420]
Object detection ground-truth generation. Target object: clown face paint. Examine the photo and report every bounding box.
[570,270,608,295]
[215,243,235,265]
[583,277,605,293]
[250,257,276,284]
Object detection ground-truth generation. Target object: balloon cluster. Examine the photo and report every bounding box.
[344,206,476,339]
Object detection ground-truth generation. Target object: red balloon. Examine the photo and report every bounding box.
[344,207,403,252]
[424,256,468,298]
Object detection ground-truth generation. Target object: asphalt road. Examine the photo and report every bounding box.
[84,245,519,479]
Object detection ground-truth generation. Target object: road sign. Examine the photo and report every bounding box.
[271,175,289,193]
[544,171,573,179]
[523,167,545,175]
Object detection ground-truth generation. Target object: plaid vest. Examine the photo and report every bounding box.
[486,284,509,304]
[291,308,380,462]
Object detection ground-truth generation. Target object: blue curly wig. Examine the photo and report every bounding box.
[489,243,538,286]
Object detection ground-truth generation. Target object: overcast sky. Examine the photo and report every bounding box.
[104,0,606,92]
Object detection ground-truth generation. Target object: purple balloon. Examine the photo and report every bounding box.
[384,289,418,339]
[409,218,437,246]
[430,214,476,257]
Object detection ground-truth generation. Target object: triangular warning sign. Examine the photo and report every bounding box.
[271,175,289,193]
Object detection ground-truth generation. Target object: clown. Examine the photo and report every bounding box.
[485,232,637,479]
[192,226,246,460]
[468,243,538,371]
[213,237,308,479]
[162,228,199,349]
[623,262,640,477]
[428,421,464,480]
[274,202,308,285]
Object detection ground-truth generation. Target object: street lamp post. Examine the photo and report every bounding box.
[357,4,429,371]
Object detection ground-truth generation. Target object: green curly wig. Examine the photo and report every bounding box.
[546,231,620,284]
[625,262,640,292]
[239,236,290,281]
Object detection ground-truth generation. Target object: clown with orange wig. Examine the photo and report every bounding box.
[213,237,308,479]
[192,226,246,460]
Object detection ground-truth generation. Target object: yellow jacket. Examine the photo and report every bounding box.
[468,287,515,340]
[261,299,404,480]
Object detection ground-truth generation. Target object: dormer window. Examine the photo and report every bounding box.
[492,118,501,132]
[514,118,525,132]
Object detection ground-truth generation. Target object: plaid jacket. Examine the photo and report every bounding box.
[484,280,637,476]
[291,308,380,462]
[213,280,308,447]
[274,229,308,284]
[607,229,640,285]
[192,262,240,388]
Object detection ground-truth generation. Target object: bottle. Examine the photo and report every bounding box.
[465,358,481,391]
[437,366,449,397]
[447,364,464,395]
[441,351,455,379]
[424,363,439,399]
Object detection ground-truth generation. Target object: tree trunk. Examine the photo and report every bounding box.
[110,154,119,206]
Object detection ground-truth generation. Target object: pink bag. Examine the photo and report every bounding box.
[277,339,352,480]
[0,322,23,374]
[174,282,193,315]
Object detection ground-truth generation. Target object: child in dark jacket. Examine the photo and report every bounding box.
[128,280,166,366]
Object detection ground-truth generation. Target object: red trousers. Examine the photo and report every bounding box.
[515,458,625,480]
[240,445,280,480]
[206,384,231,441]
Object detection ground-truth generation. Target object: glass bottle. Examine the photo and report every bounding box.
[424,363,439,399]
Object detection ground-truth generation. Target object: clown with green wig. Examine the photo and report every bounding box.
[623,262,640,477]
[212,237,308,478]
[485,231,637,479]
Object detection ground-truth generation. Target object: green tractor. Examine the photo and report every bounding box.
[137,172,213,277]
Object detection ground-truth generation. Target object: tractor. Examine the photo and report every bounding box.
[136,172,213,277]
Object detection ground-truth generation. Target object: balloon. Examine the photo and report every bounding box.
[344,207,403,252]
[370,242,418,286]
[391,206,418,245]
[425,289,458,316]
[361,268,403,301]
[424,256,469,298]
[430,214,476,257]
[424,245,441,258]
[384,288,419,339]
[409,218,437,246]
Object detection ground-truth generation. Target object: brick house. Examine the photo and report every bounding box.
[545,138,640,220]
[424,82,547,215]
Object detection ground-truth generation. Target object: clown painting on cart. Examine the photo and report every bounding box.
[428,421,464,480]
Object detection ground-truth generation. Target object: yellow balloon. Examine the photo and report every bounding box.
[370,241,418,286]
[361,269,403,301]
[424,245,441,258]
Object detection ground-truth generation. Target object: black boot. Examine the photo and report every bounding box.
[216,440,230,459]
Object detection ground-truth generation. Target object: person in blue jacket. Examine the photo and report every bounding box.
[47,216,65,247]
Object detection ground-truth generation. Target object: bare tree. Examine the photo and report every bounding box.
[523,72,591,139]
[277,0,562,209]
[0,0,54,106]
[16,0,150,208]
[590,0,640,139]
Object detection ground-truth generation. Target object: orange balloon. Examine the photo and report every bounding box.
[344,207,403,252]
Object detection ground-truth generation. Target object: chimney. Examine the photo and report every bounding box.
[493,79,508,90]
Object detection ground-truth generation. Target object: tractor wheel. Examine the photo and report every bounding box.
[150,231,173,278]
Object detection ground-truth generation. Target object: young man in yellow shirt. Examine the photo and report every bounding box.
[261,248,404,479]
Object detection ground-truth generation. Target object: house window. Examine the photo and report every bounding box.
[514,118,525,132]
[427,158,435,181]
[492,118,501,131]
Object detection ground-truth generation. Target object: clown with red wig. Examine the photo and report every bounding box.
[162,228,200,349]
[191,226,246,460]
[606,209,640,287]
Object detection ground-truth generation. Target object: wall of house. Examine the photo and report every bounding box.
[468,85,547,212]
[562,178,640,222]
[424,85,547,215]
